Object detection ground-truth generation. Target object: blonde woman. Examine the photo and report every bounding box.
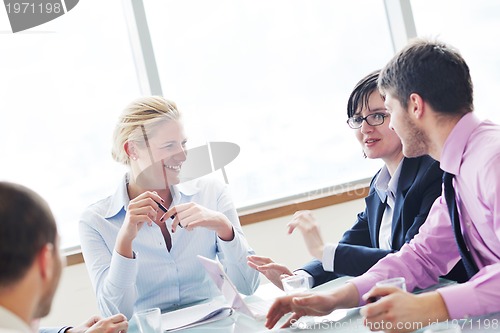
[79,96,259,318]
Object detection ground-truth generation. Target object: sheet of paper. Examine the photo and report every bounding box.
[161,300,233,331]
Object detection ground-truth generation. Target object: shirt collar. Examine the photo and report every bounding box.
[375,158,403,203]
[440,112,481,175]
[104,174,201,218]
[0,306,32,333]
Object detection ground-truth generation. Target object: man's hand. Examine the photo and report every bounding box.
[265,282,360,329]
[361,287,450,333]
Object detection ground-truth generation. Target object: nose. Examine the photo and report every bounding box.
[360,118,374,134]
[173,146,187,162]
[388,117,395,131]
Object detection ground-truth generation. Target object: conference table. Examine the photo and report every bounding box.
[130,276,500,333]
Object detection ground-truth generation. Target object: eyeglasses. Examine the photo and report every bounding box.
[346,113,389,129]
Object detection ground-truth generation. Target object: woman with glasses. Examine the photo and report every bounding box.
[248,70,466,288]
[79,96,259,319]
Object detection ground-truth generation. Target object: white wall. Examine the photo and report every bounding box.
[40,198,365,327]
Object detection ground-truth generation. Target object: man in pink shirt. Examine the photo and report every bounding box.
[265,38,500,333]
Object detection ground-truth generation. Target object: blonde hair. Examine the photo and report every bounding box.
[112,96,181,165]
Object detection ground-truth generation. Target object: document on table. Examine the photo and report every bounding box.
[161,300,233,332]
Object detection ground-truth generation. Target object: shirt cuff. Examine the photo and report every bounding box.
[322,243,338,272]
[293,269,314,289]
[217,231,252,261]
[107,249,139,289]
[58,326,73,333]
[437,282,481,319]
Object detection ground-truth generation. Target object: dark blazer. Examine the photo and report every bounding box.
[301,155,467,286]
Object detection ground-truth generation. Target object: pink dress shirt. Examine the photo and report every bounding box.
[351,112,500,319]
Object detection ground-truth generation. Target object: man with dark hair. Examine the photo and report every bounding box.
[0,182,128,333]
[265,39,500,332]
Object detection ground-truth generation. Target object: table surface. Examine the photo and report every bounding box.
[130,276,500,333]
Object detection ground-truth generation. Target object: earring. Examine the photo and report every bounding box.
[131,156,137,161]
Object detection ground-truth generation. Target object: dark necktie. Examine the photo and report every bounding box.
[442,172,479,278]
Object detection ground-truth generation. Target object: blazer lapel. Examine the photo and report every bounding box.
[365,190,386,248]
[391,157,419,248]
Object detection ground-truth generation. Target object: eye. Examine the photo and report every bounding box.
[352,116,364,124]
[373,113,386,120]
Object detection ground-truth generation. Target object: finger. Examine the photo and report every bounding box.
[247,261,259,270]
[286,221,298,234]
[362,286,400,303]
[363,310,389,331]
[281,312,302,328]
[171,213,181,233]
[246,255,271,264]
[265,298,291,329]
[128,213,155,227]
[110,314,128,323]
[165,206,178,220]
[360,298,390,319]
[280,273,291,280]
[159,212,167,223]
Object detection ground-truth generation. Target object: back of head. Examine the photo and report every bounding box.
[347,69,381,118]
[0,182,57,287]
[111,96,181,165]
[378,38,474,115]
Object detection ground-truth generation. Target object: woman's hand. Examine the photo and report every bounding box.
[287,210,325,259]
[165,203,234,241]
[115,191,164,258]
[247,255,293,289]
[71,314,128,333]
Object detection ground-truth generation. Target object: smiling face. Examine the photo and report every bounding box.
[384,93,429,158]
[131,119,188,189]
[354,91,403,165]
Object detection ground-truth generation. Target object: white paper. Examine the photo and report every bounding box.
[161,300,233,331]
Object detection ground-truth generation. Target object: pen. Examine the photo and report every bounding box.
[155,200,181,227]
[155,200,168,213]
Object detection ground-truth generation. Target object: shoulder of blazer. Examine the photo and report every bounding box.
[398,155,441,192]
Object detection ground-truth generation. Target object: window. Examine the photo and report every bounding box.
[143,0,392,208]
[0,0,139,249]
[411,0,500,123]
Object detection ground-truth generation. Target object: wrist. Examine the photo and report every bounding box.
[216,213,234,241]
[417,291,450,322]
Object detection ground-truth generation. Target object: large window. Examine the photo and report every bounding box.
[0,0,139,249]
[411,0,500,123]
[6,1,498,251]
[143,0,393,208]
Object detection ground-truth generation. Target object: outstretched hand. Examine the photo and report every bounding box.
[68,314,128,333]
[287,210,325,259]
[265,282,360,329]
[247,255,293,289]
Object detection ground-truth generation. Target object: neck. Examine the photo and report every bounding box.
[383,151,405,176]
[0,270,41,326]
[426,113,465,161]
[127,179,173,207]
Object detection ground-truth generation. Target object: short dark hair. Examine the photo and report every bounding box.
[378,38,473,115]
[0,182,57,286]
[347,70,381,118]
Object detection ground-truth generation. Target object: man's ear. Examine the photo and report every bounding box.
[408,93,425,120]
[37,243,55,281]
